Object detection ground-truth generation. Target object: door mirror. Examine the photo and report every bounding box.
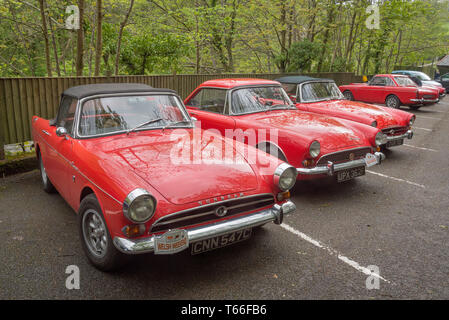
[56,127,68,137]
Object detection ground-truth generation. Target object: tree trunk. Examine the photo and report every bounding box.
[46,3,61,76]
[39,0,52,77]
[94,0,102,76]
[76,0,85,76]
[115,0,135,75]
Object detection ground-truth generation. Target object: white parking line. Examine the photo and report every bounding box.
[413,126,433,132]
[280,223,391,283]
[415,115,443,120]
[403,144,438,152]
[366,170,426,188]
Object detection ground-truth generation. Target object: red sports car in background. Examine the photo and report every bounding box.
[276,76,415,149]
[184,79,386,183]
[339,74,439,110]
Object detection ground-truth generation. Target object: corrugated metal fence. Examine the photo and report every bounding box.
[0,72,361,156]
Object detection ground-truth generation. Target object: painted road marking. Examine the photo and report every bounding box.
[413,126,433,132]
[280,223,391,283]
[415,115,443,121]
[366,170,426,188]
[403,144,438,152]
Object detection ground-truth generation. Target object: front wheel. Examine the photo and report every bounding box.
[385,95,400,109]
[78,194,129,271]
[38,151,56,193]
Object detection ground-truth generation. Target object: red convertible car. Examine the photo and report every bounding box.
[339,74,439,110]
[184,79,386,183]
[277,76,415,149]
[32,83,297,271]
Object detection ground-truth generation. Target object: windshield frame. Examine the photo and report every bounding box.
[74,92,193,139]
[228,84,295,116]
[298,80,345,103]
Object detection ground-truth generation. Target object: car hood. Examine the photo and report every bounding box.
[243,110,367,152]
[80,130,258,205]
[422,80,443,88]
[304,100,399,128]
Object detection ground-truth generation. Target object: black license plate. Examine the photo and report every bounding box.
[386,139,404,147]
[190,228,252,255]
[337,166,365,182]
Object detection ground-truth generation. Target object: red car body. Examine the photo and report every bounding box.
[32,83,297,270]
[184,79,386,182]
[276,76,415,149]
[339,74,439,109]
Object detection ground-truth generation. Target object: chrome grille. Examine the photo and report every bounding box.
[423,94,435,99]
[382,126,408,136]
[316,147,371,166]
[150,194,275,233]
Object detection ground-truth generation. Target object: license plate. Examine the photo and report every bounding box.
[337,166,365,182]
[154,229,189,255]
[386,139,404,147]
[190,228,252,255]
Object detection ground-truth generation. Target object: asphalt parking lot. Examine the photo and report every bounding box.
[1,97,448,300]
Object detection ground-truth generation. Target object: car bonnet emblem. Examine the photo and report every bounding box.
[389,129,395,135]
[349,153,355,161]
[214,206,228,217]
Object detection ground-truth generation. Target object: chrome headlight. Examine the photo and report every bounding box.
[375,132,388,146]
[309,140,320,158]
[371,121,377,127]
[409,116,415,126]
[274,163,298,191]
[123,188,156,223]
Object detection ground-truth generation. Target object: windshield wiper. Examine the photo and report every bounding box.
[126,118,164,135]
[161,120,192,132]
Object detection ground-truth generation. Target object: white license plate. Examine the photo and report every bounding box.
[190,228,252,255]
[337,166,365,182]
[154,229,189,255]
[387,139,404,147]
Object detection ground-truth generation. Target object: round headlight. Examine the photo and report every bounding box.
[371,121,377,127]
[123,188,156,223]
[274,163,298,191]
[309,140,320,158]
[375,132,388,146]
[409,116,415,126]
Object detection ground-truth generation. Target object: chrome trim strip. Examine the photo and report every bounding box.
[41,130,51,136]
[296,152,384,175]
[150,193,274,231]
[385,130,413,141]
[113,201,295,255]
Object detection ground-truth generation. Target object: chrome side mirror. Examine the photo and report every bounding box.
[56,127,68,137]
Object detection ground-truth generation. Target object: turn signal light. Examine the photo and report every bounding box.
[277,191,291,201]
[376,146,381,152]
[302,159,313,167]
[122,224,146,237]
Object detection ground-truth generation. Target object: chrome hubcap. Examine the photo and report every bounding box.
[82,209,108,258]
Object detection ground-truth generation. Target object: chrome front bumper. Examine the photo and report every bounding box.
[296,152,385,176]
[113,201,296,255]
[411,98,439,104]
[385,130,413,142]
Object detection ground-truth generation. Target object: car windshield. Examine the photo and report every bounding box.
[301,81,344,102]
[414,72,431,81]
[394,77,417,87]
[78,94,191,137]
[231,86,294,114]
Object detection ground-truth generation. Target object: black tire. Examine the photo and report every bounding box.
[343,90,354,101]
[38,151,56,193]
[78,194,129,271]
[409,105,421,110]
[385,95,400,109]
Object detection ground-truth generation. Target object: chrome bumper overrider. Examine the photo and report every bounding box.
[296,152,385,176]
[113,201,296,255]
[386,130,413,141]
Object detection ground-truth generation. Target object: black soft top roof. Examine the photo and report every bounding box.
[275,76,334,84]
[62,83,176,99]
